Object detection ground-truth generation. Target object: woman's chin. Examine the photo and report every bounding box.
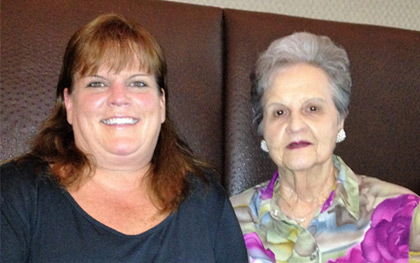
[103,143,142,157]
[286,163,312,172]
[280,157,316,172]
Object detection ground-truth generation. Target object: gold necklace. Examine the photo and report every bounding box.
[277,172,337,225]
[278,194,321,224]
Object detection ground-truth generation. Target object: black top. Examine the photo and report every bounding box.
[1,158,247,263]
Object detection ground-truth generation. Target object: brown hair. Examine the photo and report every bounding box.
[27,14,209,212]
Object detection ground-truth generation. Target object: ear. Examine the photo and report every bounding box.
[159,88,166,123]
[63,88,73,125]
[338,117,345,131]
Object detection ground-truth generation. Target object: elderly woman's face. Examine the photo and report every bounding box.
[262,63,343,172]
[64,63,165,170]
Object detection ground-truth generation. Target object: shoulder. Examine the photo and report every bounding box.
[1,157,59,247]
[1,157,57,209]
[355,174,417,198]
[1,156,52,188]
[345,173,419,220]
[355,175,420,254]
[181,170,242,223]
[229,180,271,229]
[186,170,228,205]
[336,155,416,198]
[178,170,235,229]
[2,158,38,191]
[173,171,248,261]
[230,180,270,208]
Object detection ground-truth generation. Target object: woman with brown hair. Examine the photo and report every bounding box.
[1,14,247,262]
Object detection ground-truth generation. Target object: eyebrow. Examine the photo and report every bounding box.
[127,74,151,80]
[86,73,151,79]
[90,74,106,80]
[265,98,328,108]
[266,102,285,108]
[305,98,328,104]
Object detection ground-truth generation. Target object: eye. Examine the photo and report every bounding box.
[129,81,147,88]
[274,109,284,116]
[308,106,317,112]
[87,82,106,88]
[306,103,321,112]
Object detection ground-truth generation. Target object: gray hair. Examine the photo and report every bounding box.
[251,32,352,135]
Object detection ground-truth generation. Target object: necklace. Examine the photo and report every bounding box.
[278,194,322,225]
[277,172,337,225]
[296,217,307,224]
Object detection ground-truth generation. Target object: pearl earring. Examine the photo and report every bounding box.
[260,140,269,152]
[336,129,346,143]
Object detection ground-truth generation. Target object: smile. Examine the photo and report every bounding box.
[101,117,139,125]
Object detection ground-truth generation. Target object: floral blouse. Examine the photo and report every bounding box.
[230,155,420,263]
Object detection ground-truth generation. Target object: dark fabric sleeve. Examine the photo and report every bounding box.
[214,194,248,263]
[1,201,30,262]
[194,171,248,262]
[185,171,248,262]
[1,161,33,263]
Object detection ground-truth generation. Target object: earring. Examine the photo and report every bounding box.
[336,129,346,143]
[260,140,269,152]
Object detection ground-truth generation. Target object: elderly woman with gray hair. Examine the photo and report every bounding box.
[230,32,419,263]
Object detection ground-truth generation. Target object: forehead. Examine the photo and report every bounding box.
[265,63,333,103]
[74,37,155,76]
[76,56,150,77]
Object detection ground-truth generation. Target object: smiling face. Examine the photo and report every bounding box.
[262,63,343,172]
[64,64,165,171]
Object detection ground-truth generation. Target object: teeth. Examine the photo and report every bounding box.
[101,118,138,125]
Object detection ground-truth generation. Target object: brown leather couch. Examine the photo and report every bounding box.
[1,0,419,194]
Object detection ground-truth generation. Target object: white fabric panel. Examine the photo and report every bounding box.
[163,0,420,31]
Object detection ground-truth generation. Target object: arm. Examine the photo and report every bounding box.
[213,194,248,263]
[1,201,30,262]
[1,162,32,263]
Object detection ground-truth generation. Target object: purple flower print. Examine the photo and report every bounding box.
[321,190,335,213]
[327,245,365,263]
[244,232,276,263]
[361,194,418,262]
[259,172,278,201]
[329,194,419,263]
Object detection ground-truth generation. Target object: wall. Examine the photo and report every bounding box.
[164,0,420,31]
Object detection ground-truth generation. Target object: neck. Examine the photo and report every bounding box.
[278,162,337,204]
[70,163,152,194]
[276,162,338,227]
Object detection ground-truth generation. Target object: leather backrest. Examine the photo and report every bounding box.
[2,1,419,194]
[0,0,225,173]
[224,9,420,194]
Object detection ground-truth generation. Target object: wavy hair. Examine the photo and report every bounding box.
[26,14,209,212]
[251,32,352,135]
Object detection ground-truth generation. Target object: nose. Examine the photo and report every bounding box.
[108,82,130,107]
[286,112,306,133]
